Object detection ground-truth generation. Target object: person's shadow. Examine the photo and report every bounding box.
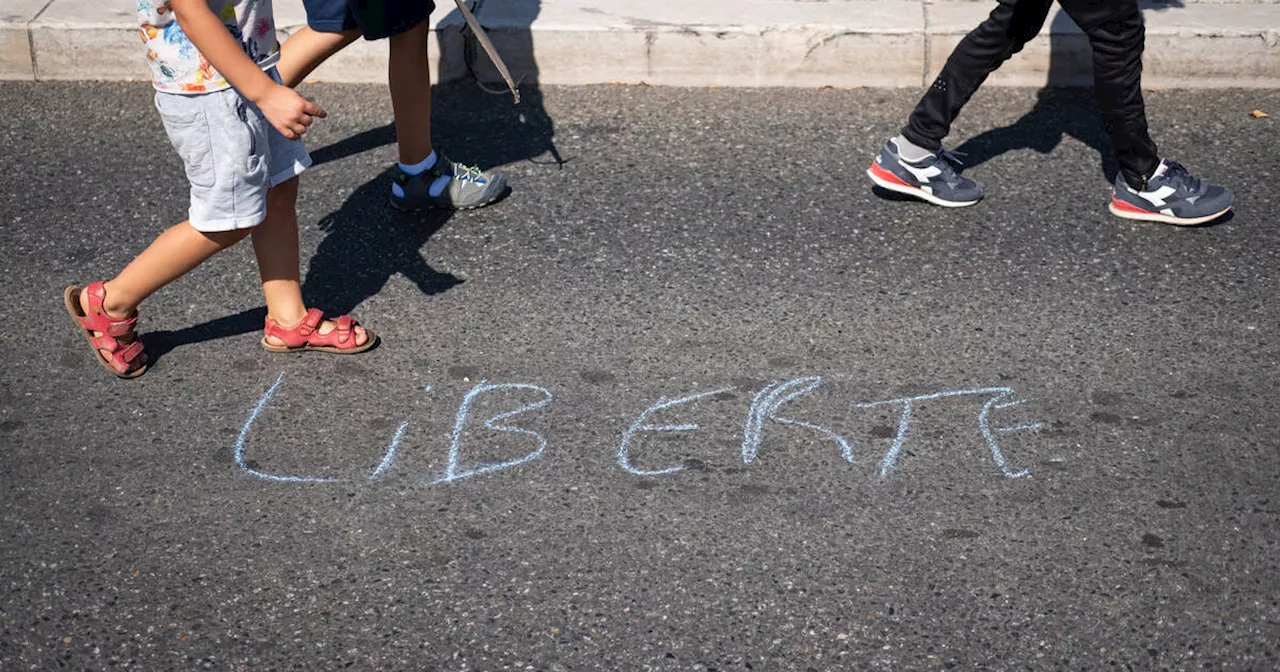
[303,170,462,315]
[952,1,1184,183]
[308,0,559,171]
[303,0,559,315]
[144,0,556,364]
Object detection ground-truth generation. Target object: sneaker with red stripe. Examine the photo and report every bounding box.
[865,139,983,207]
[1109,160,1233,226]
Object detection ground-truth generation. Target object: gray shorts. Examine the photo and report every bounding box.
[154,70,311,232]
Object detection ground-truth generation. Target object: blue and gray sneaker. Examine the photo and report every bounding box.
[391,154,508,211]
[1109,160,1232,225]
[866,139,983,207]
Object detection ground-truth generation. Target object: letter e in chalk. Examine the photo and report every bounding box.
[618,386,734,476]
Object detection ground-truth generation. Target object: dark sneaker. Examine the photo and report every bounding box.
[1109,160,1232,225]
[391,155,507,211]
[866,139,982,207]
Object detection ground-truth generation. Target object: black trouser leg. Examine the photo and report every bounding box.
[902,0,1053,152]
[1057,0,1159,189]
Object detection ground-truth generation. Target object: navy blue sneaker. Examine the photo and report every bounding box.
[1109,160,1232,225]
[866,139,982,207]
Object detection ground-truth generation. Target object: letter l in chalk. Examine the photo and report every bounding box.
[235,373,340,483]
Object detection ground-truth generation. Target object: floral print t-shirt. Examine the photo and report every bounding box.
[138,0,279,94]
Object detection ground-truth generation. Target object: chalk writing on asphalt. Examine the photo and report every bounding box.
[235,374,1045,485]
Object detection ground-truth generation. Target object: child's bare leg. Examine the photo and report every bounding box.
[99,223,249,315]
[387,20,432,165]
[277,25,362,89]
[252,179,305,327]
[79,222,249,364]
[253,177,368,347]
[385,19,506,210]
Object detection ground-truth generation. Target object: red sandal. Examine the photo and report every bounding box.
[261,308,377,354]
[64,282,148,378]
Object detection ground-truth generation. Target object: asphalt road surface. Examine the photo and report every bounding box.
[1,81,1278,670]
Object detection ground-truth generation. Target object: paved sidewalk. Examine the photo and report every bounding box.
[2,0,1278,87]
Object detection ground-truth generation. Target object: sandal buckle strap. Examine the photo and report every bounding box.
[107,341,145,374]
[301,308,325,335]
[91,333,120,353]
[115,340,144,364]
[105,317,138,338]
[264,310,366,351]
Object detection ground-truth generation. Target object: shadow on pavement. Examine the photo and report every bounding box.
[953,9,1117,182]
[303,0,559,315]
[953,2,1185,183]
[301,169,461,316]
[142,307,268,364]
[143,0,558,363]
[308,0,559,171]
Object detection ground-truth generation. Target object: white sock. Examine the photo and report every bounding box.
[392,151,452,198]
[892,135,935,162]
[1131,160,1169,193]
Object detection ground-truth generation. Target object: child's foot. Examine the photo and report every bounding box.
[262,308,377,354]
[391,152,507,211]
[1109,160,1233,226]
[64,282,148,378]
[866,138,983,207]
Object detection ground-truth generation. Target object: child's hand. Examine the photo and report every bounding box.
[255,84,326,140]
[166,1,325,139]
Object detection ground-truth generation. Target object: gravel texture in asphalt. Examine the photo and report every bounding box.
[1,81,1277,669]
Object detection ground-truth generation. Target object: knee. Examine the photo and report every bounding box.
[965,16,1041,61]
[1080,6,1145,47]
[1006,10,1052,56]
[1009,22,1044,53]
[1088,18,1144,68]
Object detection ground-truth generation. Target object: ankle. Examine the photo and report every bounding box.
[268,309,308,328]
[893,134,936,162]
[399,151,438,176]
[98,281,138,318]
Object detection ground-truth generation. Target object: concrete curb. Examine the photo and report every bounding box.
[2,0,1278,88]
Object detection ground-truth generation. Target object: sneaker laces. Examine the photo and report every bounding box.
[938,149,968,167]
[933,149,968,186]
[448,159,487,184]
[1157,160,1201,194]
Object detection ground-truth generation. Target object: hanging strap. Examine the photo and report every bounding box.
[453,0,521,104]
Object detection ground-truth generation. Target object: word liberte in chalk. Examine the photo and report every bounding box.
[235,374,1046,485]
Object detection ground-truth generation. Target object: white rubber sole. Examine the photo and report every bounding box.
[1108,200,1232,226]
[865,166,980,208]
